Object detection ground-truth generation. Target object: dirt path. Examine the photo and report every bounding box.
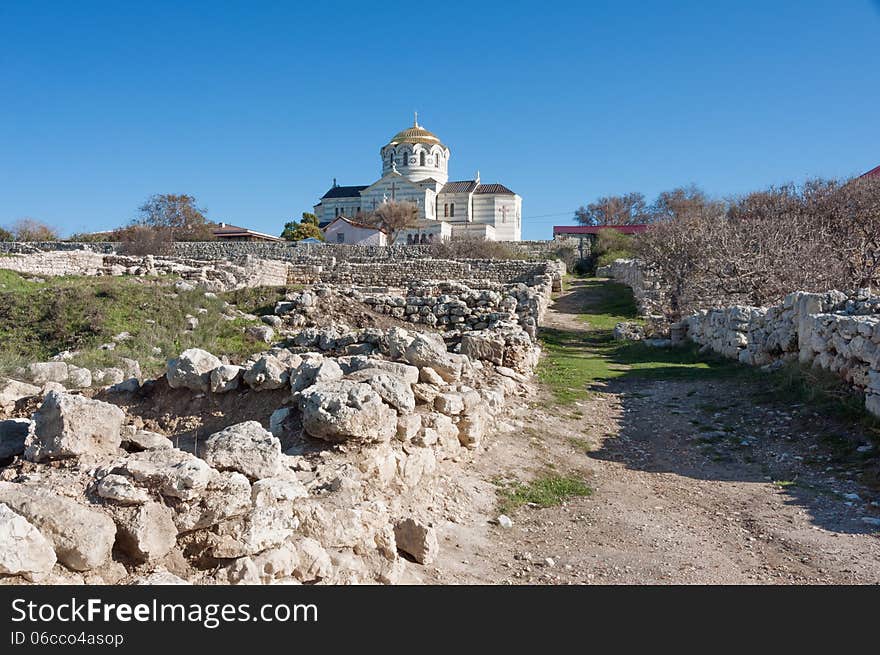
[420,277,880,584]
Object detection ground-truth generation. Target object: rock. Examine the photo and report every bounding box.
[201,421,283,481]
[119,358,142,380]
[412,383,440,404]
[27,361,68,384]
[292,537,332,582]
[612,322,645,341]
[460,332,506,365]
[110,378,140,393]
[346,357,420,385]
[0,503,57,580]
[418,366,445,386]
[403,333,461,382]
[396,414,421,441]
[251,475,308,506]
[298,380,397,444]
[41,381,66,395]
[210,365,242,393]
[96,474,152,505]
[134,569,191,585]
[114,502,178,562]
[0,482,116,571]
[122,448,214,501]
[243,355,289,391]
[269,407,291,438]
[261,315,283,328]
[66,366,92,389]
[346,368,416,413]
[290,356,343,392]
[246,325,275,344]
[861,516,880,527]
[0,419,31,460]
[25,391,125,461]
[172,472,252,532]
[166,348,222,392]
[497,514,513,528]
[495,366,527,383]
[394,518,439,565]
[457,408,488,448]
[93,367,125,386]
[434,392,464,416]
[185,315,199,330]
[0,378,41,410]
[123,429,171,451]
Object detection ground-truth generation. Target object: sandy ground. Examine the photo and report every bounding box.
[412,278,880,584]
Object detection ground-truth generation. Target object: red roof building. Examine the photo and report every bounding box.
[860,164,880,179]
[553,224,649,238]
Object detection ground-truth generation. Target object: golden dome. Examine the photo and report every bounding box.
[388,117,444,146]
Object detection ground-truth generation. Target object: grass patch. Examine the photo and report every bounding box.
[496,474,592,514]
[537,277,745,403]
[568,436,595,453]
[0,270,275,378]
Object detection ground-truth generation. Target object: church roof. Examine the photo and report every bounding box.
[387,118,444,147]
[475,183,516,195]
[440,180,479,194]
[321,185,368,199]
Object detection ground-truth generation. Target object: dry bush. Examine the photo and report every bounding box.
[114,225,173,256]
[8,218,59,241]
[634,178,880,319]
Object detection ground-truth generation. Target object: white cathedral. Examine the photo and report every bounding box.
[313,116,522,243]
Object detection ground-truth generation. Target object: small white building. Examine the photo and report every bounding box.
[313,116,522,241]
[322,216,387,245]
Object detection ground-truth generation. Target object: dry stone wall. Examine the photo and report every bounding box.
[0,265,554,585]
[601,258,880,418]
[0,239,573,262]
[683,290,880,417]
[0,245,565,293]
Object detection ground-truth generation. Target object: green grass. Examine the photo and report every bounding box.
[0,270,279,378]
[537,277,744,403]
[567,436,595,453]
[496,474,593,514]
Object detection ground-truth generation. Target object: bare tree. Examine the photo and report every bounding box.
[360,201,419,244]
[575,192,650,226]
[8,218,59,241]
[634,177,880,320]
[133,194,215,241]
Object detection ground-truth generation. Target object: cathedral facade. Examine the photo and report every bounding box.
[313,118,522,242]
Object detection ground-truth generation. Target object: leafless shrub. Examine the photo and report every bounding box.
[114,225,173,256]
[633,178,880,319]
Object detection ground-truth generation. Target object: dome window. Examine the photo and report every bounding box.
[420,151,426,167]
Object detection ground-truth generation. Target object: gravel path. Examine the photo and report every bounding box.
[423,277,880,584]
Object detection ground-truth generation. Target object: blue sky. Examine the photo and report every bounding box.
[1,1,878,240]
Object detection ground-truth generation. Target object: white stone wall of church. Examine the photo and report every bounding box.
[315,197,363,223]
[436,191,472,221]
[381,144,449,184]
[471,194,521,241]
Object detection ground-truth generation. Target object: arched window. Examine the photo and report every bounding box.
[450,203,455,217]
[420,151,425,167]
[435,152,440,168]
[401,150,407,167]
[388,151,393,166]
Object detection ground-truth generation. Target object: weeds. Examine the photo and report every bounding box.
[496,474,592,515]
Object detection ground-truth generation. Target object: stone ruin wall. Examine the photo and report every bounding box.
[0,242,565,291]
[601,258,880,418]
[0,239,574,262]
[0,251,558,585]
